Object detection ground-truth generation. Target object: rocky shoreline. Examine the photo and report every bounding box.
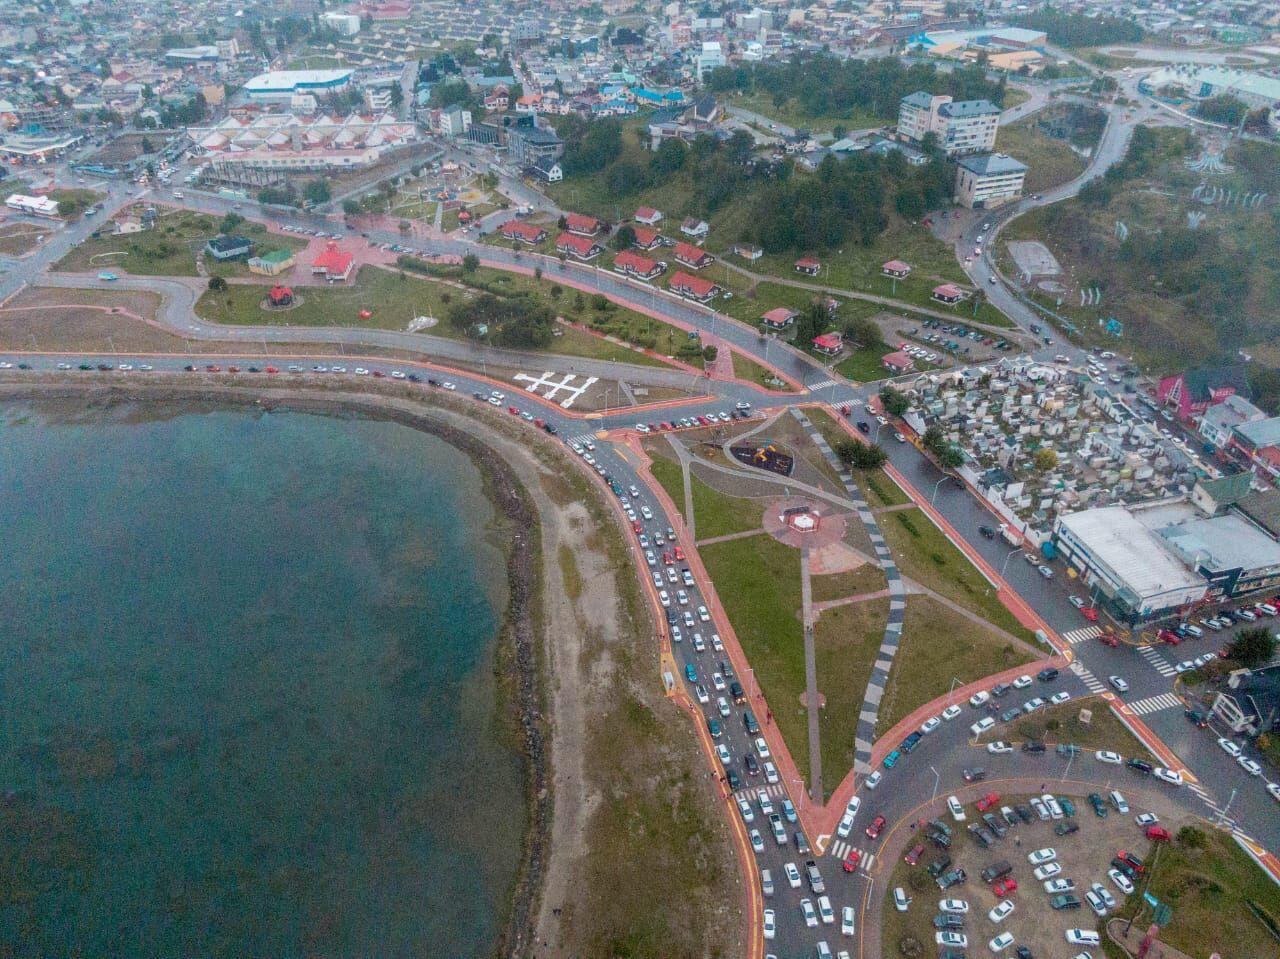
[0,379,551,959]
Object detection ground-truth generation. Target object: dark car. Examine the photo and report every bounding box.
[96,363,112,371]
[1088,793,1108,818]
[991,682,1012,698]
[729,681,745,704]
[1056,743,1082,757]
[726,768,741,791]
[933,913,965,930]
[927,855,952,878]
[937,868,967,890]
[979,525,996,539]
[1037,667,1060,682]
[967,823,992,848]
[983,813,1007,838]
[1051,894,1082,911]
[1185,709,1209,728]
[744,754,760,776]
[1021,740,1046,754]
[929,819,953,837]
[963,768,987,783]
[857,421,870,434]
[980,860,1012,883]
[1001,706,1022,722]
[901,731,923,753]
[1111,857,1136,879]
[1015,946,1034,959]
[1054,821,1080,837]
[929,829,953,849]
[1014,804,1033,824]
[1126,758,1153,775]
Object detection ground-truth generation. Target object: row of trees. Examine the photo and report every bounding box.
[704,55,1007,121]
[447,292,554,349]
[1012,9,1143,48]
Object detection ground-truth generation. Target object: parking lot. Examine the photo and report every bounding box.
[881,788,1170,959]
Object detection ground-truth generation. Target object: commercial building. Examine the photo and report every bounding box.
[954,153,1027,209]
[320,12,362,36]
[0,132,85,163]
[1053,507,1207,623]
[506,124,564,165]
[1142,66,1280,113]
[243,70,354,102]
[247,249,296,276]
[696,41,725,81]
[311,242,355,282]
[188,113,417,172]
[205,235,254,261]
[897,92,1000,156]
[4,193,60,217]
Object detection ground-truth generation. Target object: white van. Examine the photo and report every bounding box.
[1109,790,1129,814]
[1181,623,1203,638]
[1066,929,1101,947]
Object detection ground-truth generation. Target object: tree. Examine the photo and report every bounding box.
[303,179,331,206]
[207,276,227,292]
[343,199,362,216]
[702,345,718,363]
[461,253,479,273]
[399,220,411,234]
[879,386,909,417]
[835,439,887,469]
[1226,627,1276,668]
[1033,448,1059,471]
[219,212,244,233]
[612,224,636,251]
[938,445,965,469]
[794,302,829,347]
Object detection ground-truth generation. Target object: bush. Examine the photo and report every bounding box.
[207,276,227,292]
[899,936,923,958]
[1177,825,1208,849]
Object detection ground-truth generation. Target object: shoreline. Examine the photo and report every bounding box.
[0,379,551,959]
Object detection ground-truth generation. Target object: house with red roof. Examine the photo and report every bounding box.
[882,259,912,278]
[556,233,604,260]
[931,283,965,304]
[311,241,355,282]
[634,207,663,226]
[613,249,664,280]
[267,285,294,306]
[1157,365,1251,422]
[673,241,713,270]
[501,220,548,244]
[632,226,663,251]
[882,349,915,374]
[669,271,719,302]
[795,256,821,276]
[761,307,798,330]
[812,332,843,356]
[564,213,603,236]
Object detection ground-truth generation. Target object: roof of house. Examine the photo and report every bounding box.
[673,241,709,262]
[614,249,658,272]
[632,226,661,245]
[1202,393,1265,430]
[939,98,1000,118]
[556,233,600,254]
[883,259,912,272]
[501,220,546,239]
[531,155,561,172]
[513,125,563,145]
[956,152,1028,176]
[883,349,915,367]
[565,212,602,233]
[813,333,843,350]
[1236,489,1280,539]
[1195,472,1253,507]
[795,256,821,268]
[312,241,354,272]
[669,271,716,296]
[252,248,294,264]
[762,307,798,323]
[1234,415,1280,450]
[634,206,660,219]
[207,234,252,252]
[933,283,964,297]
[901,90,938,109]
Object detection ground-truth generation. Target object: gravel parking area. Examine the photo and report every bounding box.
[881,789,1181,959]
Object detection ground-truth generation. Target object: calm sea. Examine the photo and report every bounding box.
[0,401,525,957]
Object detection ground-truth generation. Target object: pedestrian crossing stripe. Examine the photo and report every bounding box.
[1127,692,1182,716]
[1062,626,1103,645]
[565,434,598,448]
[828,842,877,872]
[1187,782,1209,799]
[1137,645,1177,677]
[1069,660,1106,693]
[807,379,839,392]
[732,782,788,803]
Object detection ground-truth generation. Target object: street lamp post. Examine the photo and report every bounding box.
[930,765,941,799]
[999,545,1022,579]
[931,475,949,505]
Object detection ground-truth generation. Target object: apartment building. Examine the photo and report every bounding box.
[898,91,1000,156]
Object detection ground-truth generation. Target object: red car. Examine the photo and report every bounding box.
[372,370,386,378]
[674,546,685,561]
[993,878,1018,898]
[865,815,886,839]
[631,520,642,534]
[1082,607,1100,622]
[662,551,673,565]
[842,848,862,873]
[1145,826,1172,843]
[265,366,279,374]
[976,792,1001,812]
[205,364,221,372]
[1158,629,1181,645]
[1117,850,1145,873]
[228,365,240,373]
[904,844,925,866]
[1097,633,1118,647]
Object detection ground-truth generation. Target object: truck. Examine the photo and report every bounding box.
[1000,525,1020,546]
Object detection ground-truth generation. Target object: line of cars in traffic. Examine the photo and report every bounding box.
[632,401,756,434]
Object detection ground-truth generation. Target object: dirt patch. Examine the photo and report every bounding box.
[0,222,52,257]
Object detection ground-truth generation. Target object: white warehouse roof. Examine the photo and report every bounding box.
[1057,506,1204,599]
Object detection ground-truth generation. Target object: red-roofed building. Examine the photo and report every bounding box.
[882,259,912,278]
[812,332,843,356]
[501,220,548,244]
[311,241,355,282]
[882,349,915,373]
[632,226,663,251]
[564,213,603,236]
[556,232,604,260]
[931,283,965,304]
[795,256,821,276]
[669,271,719,302]
[634,207,663,226]
[613,249,664,280]
[761,307,798,329]
[673,241,713,270]
[268,284,294,306]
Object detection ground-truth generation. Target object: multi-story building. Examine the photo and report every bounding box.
[898,91,1000,156]
[243,70,353,102]
[954,153,1027,209]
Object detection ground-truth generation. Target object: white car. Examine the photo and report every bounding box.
[762,908,776,940]
[970,717,995,736]
[1109,869,1134,895]
[894,888,912,912]
[837,811,856,839]
[818,895,835,926]
[694,684,709,704]
[865,770,882,790]
[947,795,966,821]
[1028,847,1057,866]
[1022,697,1045,714]
[939,899,969,914]
[1068,595,1085,609]
[1012,675,1033,689]
[750,829,764,853]
[755,736,771,759]
[987,741,1013,754]
[716,744,731,766]
[920,716,941,734]
[936,932,967,949]
[764,761,780,784]
[969,691,991,708]
[1135,813,1159,827]
[737,797,755,823]
[1175,660,1196,674]
[989,900,1015,923]
[941,705,962,721]
[841,905,855,936]
[786,862,802,888]
[801,898,818,927]
[1218,737,1242,759]
[1045,878,1075,894]
[1267,782,1280,802]
[1050,691,1071,705]
[717,697,731,718]
[1109,676,1129,693]
[1066,930,1101,947]
[1034,862,1062,881]
[1153,767,1183,786]
[757,790,774,816]
[988,932,1015,953]
[1238,756,1263,776]
[1095,750,1123,765]
[634,423,651,433]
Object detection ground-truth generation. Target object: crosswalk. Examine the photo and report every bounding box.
[1186,781,1238,829]
[828,840,877,873]
[1127,692,1183,716]
[1062,625,1103,645]
[1069,659,1107,694]
[807,379,839,392]
[564,433,598,449]
[733,782,788,803]
[1137,644,1178,678]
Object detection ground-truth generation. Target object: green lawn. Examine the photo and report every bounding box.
[1113,827,1280,959]
[810,563,886,603]
[978,697,1154,762]
[835,346,892,383]
[689,467,764,540]
[880,507,1034,641]
[997,121,1089,194]
[725,90,885,136]
[804,409,910,507]
[876,597,1035,734]
[647,454,688,525]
